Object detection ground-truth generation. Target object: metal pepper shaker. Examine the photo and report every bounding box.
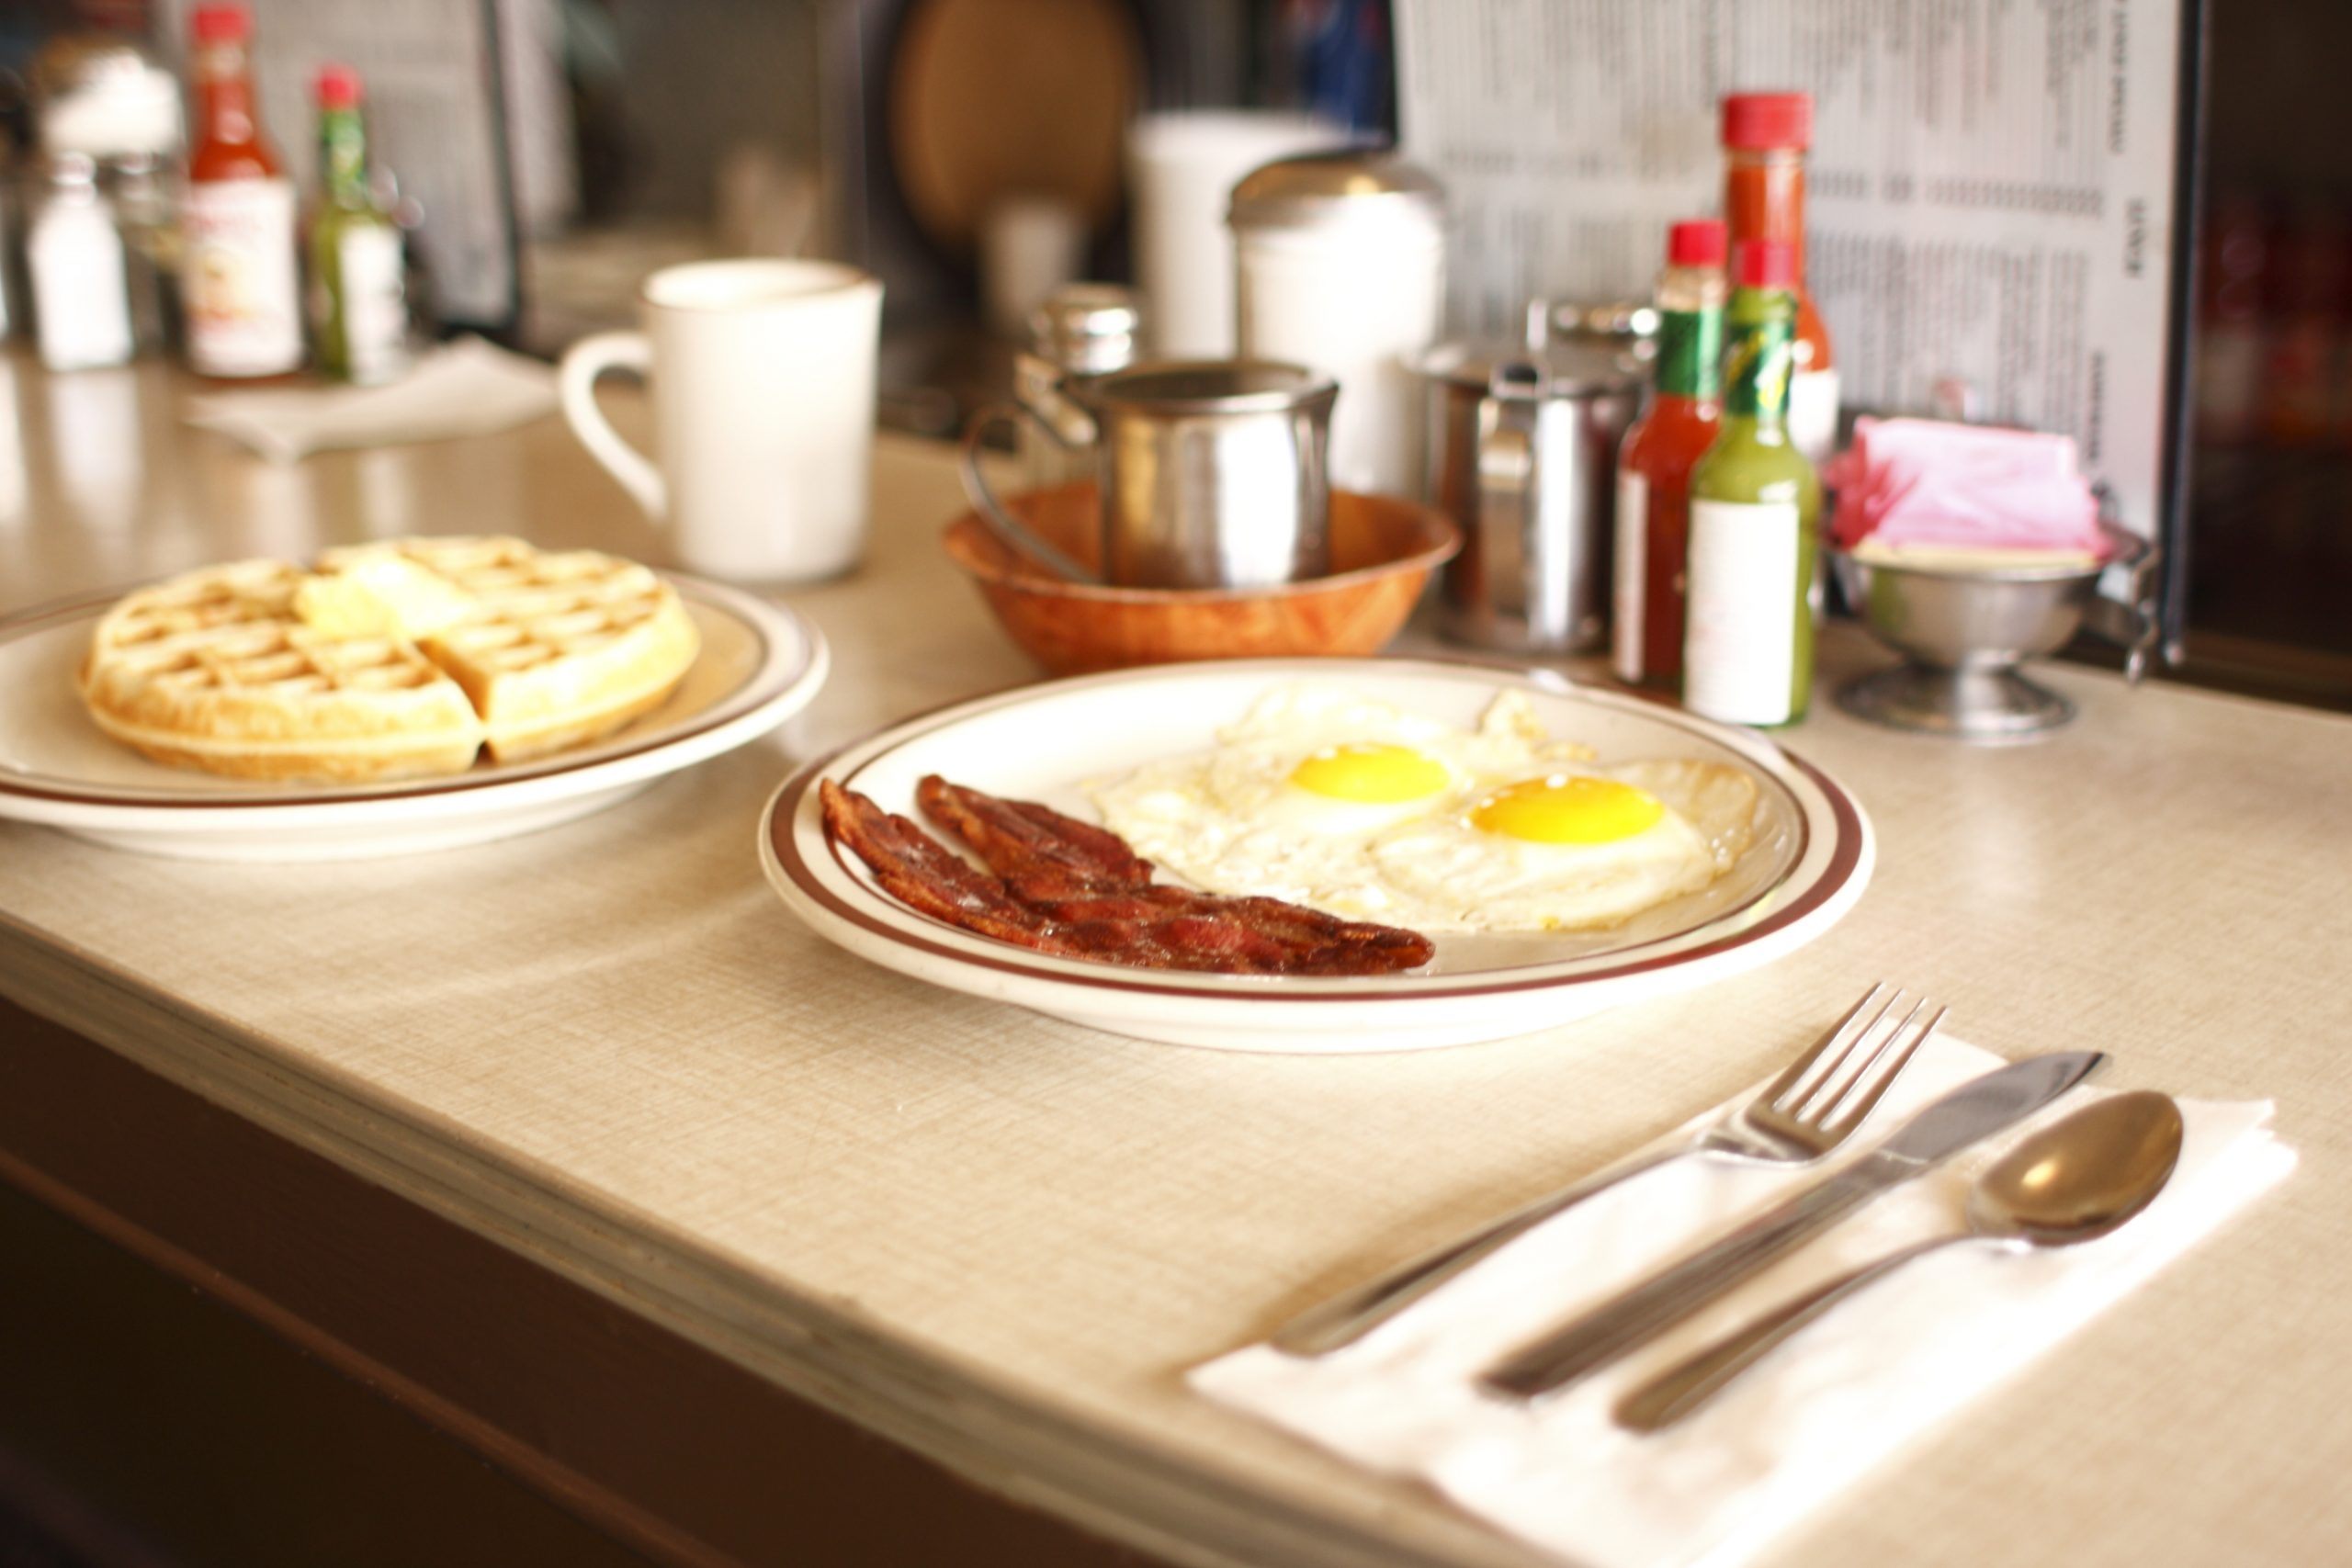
[1015,283,1143,491]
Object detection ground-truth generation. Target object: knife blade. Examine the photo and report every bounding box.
[1477,1049,2105,1402]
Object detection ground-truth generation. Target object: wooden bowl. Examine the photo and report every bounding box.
[944,483,1460,676]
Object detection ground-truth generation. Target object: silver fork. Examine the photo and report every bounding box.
[1266,984,1948,1358]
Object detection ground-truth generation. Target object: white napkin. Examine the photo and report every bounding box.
[182,337,559,464]
[1192,1034,2293,1568]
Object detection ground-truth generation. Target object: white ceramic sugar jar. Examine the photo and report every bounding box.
[1228,150,1445,501]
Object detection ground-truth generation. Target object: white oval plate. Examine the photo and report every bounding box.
[760,659,1871,1053]
[0,573,827,861]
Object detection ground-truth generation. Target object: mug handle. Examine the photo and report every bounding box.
[958,403,1102,584]
[560,331,667,520]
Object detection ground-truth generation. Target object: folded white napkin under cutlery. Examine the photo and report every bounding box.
[182,336,559,464]
[1192,1032,2293,1568]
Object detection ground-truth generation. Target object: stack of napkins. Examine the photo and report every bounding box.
[1192,1033,2291,1568]
[183,336,559,465]
[1824,418,2108,564]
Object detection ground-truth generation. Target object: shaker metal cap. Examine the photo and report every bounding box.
[1026,283,1144,373]
[1227,148,1445,230]
[1414,336,1645,397]
[29,32,184,159]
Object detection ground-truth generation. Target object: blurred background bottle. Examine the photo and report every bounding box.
[1613,218,1726,689]
[1721,92,1837,468]
[181,3,301,379]
[307,63,409,385]
[1683,239,1821,728]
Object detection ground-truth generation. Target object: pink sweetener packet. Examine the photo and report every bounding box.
[1826,417,2104,554]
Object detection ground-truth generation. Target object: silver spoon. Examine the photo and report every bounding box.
[1615,1089,2185,1432]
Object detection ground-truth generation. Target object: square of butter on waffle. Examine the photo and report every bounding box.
[320,536,703,762]
[80,537,701,783]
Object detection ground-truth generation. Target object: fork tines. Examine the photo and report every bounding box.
[1768,983,1949,1139]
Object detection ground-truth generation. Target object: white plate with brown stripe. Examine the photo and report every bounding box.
[760,658,1872,1054]
[0,574,826,861]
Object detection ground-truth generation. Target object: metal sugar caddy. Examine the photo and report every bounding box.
[1416,308,1646,654]
[1831,499,2163,743]
[1229,148,1447,500]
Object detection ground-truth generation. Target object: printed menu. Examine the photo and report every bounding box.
[1394,0,2188,543]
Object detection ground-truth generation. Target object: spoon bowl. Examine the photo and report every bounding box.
[1618,1090,2185,1430]
[1967,1089,2187,1245]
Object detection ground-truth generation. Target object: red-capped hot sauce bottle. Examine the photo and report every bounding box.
[183,3,303,378]
[1722,92,1837,467]
[1611,219,1726,687]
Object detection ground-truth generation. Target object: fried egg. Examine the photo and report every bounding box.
[1090,687,1501,919]
[1086,683,1757,932]
[1367,759,1757,931]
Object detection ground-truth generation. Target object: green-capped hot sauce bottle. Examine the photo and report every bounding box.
[308,63,410,386]
[1682,238,1822,726]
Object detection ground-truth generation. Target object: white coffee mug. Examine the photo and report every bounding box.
[560,258,883,582]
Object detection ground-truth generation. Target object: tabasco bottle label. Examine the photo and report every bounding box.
[1789,365,1840,466]
[335,226,411,385]
[1653,307,1722,401]
[183,176,302,377]
[1683,498,1803,725]
[1721,312,1793,420]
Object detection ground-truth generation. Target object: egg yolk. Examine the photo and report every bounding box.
[1472,774,1665,844]
[1287,742,1453,804]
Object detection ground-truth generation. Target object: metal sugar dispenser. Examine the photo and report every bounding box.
[1417,310,1645,653]
[1229,149,1446,500]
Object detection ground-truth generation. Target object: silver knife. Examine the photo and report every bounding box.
[1476,1050,2104,1402]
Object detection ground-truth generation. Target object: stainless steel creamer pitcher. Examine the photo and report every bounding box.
[961,359,1339,590]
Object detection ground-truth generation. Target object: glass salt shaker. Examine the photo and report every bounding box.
[28,151,135,371]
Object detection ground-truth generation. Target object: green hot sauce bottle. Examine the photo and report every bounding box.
[308,63,410,385]
[1682,238,1822,726]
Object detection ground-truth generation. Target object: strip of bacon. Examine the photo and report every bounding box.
[916,774,1155,885]
[818,773,1433,976]
[819,779,1085,956]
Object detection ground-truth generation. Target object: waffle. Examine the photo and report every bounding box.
[79,538,701,783]
[318,536,703,763]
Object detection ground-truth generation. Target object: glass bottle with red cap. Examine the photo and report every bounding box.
[1683,238,1821,727]
[182,3,302,378]
[309,62,410,385]
[1612,218,1726,688]
[1722,91,1837,466]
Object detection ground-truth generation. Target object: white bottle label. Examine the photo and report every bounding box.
[1611,469,1648,682]
[29,203,132,371]
[1788,366,1840,467]
[183,177,301,377]
[1684,498,1802,725]
[337,226,411,384]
